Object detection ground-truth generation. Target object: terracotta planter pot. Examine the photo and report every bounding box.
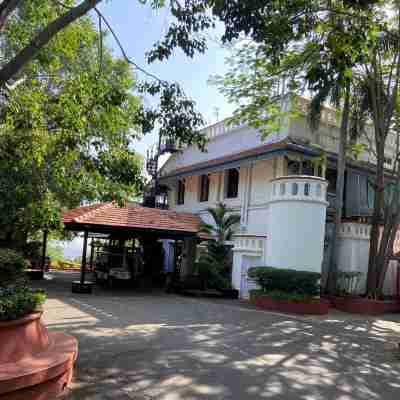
[0,312,78,400]
[0,312,49,364]
[333,296,400,315]
[251,295,329,315]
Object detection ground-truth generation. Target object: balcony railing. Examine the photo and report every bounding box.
[200,120,246,140]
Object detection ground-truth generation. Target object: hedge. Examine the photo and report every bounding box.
[248,267,321,297]
[0,286,46,321]
[0,248,27,286]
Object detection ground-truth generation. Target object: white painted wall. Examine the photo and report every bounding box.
[161,124,286,177]
[266,176,328,273]
[337,222,399,296]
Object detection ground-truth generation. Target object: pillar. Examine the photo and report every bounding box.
[89,238,95,271]
[181,237,197,278]
[80,231,89,285]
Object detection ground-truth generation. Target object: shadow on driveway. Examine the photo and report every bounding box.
[32,271,400,400]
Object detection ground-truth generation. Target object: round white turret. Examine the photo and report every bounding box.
[266,175,329,273]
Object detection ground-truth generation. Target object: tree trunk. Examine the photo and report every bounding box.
[326,84,350,294]
[377,222,398,293]
[0,0,102,86]
[366,145,385,296]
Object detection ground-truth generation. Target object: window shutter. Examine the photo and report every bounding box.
[345,170,374,217]
[345,171,360,217]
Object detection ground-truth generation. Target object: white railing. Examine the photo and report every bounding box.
[269,175,328,204]
[339,222,371,240]
[233,234,265,256]
[200,120,246,140]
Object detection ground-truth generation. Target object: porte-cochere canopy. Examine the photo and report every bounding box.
[62,202,208,239]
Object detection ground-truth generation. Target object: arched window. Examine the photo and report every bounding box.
[280,183,286,196]
[304,183,310,196]
[292,182,298,195]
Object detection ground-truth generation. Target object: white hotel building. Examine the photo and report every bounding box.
[158,99,400,298]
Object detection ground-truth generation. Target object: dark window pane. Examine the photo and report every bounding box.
[199,175,209,202]
[326,169,337,193]
[177,180,185,205]
[226,169,239,198]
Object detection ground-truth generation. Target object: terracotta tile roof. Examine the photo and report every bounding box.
[61,203,106,224]
[62,202,207,236]
[161,139,289,178]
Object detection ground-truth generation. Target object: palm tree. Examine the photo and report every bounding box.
[199,202,241,244]
[197,202,240,289]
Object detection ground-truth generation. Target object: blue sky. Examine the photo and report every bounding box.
[61,1,235,259]
[96,0,235,157]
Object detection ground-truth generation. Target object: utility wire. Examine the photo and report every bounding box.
[52,0,165,83]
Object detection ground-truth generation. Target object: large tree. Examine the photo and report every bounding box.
[0,0,210,246]
[0,3,144,244]
[210,1,400,297]
[211,1,378,293]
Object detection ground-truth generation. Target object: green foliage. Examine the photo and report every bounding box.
[46,243,67,262]
[0,1,144,241]
[196,203,240,289]
[199,202,240,243]
[0,248,27,286]
[22,241,42,260]
[196,258,231,290]
[248,267,321,297]
[0,248,47,320]
[208,1,385,138]
[0,286,46,321]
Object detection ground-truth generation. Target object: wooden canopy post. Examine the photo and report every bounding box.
[80,230,88,285]
[89,238,95,271]
[72,230,93,294]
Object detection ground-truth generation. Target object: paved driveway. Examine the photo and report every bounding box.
[34,272,400,400]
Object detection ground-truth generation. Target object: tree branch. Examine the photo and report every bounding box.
[0,0,102,87]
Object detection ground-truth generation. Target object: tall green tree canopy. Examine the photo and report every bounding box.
[0,2,143,242]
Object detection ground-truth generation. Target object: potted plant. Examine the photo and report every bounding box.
[248,267,330,315]
[0,248,78,400]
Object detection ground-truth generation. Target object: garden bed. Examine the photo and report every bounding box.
[247,267,326,315]
[251,294,330,315]
[332,296,400,315]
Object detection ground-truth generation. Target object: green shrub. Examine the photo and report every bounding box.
[0,286,46,321]
[0,248,27,286]
[195,260,231,290]
[248,267,321,296]
[264,290,319,303]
